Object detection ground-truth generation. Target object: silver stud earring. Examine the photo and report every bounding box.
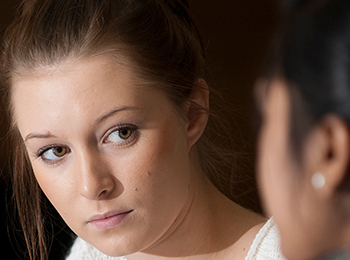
[312,172,325,189]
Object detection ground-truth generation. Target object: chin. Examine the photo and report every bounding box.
[94,243,136,258]
[88,232,143,257]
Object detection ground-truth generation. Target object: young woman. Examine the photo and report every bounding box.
[257,0,350,259]
[1,0,285,259]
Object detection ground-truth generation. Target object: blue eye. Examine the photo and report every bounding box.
[105,126,137,144]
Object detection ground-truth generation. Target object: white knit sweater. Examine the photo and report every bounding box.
[66,218,286,260]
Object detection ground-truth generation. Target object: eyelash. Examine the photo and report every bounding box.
[36,124,139,165]
[102,124,138,146]
[36,144,71,165]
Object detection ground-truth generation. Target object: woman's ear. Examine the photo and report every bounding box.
[186,78,209,150]
[311,115,350,196]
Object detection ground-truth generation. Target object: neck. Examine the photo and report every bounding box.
[127,152,265,260]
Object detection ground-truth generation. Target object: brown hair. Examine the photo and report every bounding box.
[1,0,250,259]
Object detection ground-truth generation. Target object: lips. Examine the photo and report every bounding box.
[87,210,133,230]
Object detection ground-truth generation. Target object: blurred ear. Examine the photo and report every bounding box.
[186,79,209,150]
[311,115,350,195]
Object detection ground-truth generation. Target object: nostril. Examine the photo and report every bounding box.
[98,189,108,199]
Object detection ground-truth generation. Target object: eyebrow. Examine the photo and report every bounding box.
[95,106,137,124]
[24,133,56,142]
[24,106,138,142]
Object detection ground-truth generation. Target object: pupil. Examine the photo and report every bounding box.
[54,147,66,157]
[120,129,130,138]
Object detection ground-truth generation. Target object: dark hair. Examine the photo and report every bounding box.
[1,1,248,259]
[262,0,350,161]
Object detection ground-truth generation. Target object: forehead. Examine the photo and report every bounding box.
[13,56,134,98]
[11,57,165,135]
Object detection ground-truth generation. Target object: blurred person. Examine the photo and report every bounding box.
[256,0,350,259]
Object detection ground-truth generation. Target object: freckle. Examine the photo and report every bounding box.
[243,248,246,251]
[134,188,138,191]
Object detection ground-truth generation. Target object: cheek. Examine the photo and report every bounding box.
[259,149,293,218]
[258,129,314,260]
[135,115,187,174]
[258,121,297,220]
[124,120,190,207]
[32,165,76,221]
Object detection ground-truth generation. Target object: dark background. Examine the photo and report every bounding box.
[0,0,280,259]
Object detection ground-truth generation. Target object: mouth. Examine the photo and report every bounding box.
[87,210,134,230]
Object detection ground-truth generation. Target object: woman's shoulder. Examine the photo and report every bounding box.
[65,237,126,260]
[245,218,287,260]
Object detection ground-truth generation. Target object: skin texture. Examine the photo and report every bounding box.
[257,78,350,260]
[12,56,265,259]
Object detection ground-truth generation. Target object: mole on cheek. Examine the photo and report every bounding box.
[142,172,151,177]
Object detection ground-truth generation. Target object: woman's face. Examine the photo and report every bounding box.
[257,79,332,260]
[13,57,197,256]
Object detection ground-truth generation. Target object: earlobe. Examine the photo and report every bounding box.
[186,79,209,150]
[316,115,350,194]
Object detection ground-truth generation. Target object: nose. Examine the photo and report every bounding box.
[75,149,116,200]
